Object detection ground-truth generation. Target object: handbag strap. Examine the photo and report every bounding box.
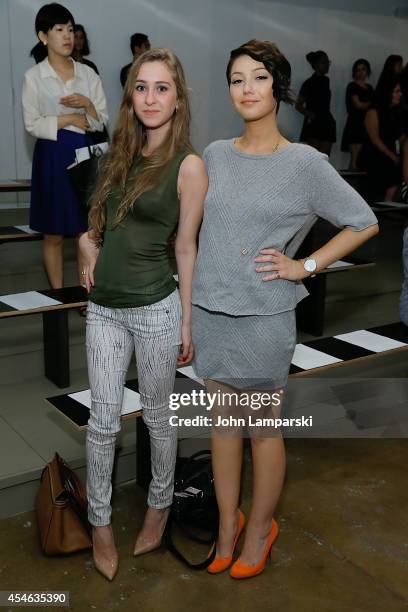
[66,487,92,538]
[58,458,92,538]
[163,515,217,570]
[173,513,217,545]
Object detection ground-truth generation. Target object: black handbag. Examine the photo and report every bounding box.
[68,144,105,212]
[164,450,219,569]
[92,125,109,145]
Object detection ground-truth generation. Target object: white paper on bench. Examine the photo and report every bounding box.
[69,367,201,419]
[75,142,109,163]
[0,291,62,310]
[292,344,343,370]
[327,260,354,269]
[69,387,141,416]
[334,330,407,352]
[13,225,39,234]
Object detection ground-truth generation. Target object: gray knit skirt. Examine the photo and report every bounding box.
[191,305,296,390]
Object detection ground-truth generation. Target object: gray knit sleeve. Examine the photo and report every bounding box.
[307,155,378,231]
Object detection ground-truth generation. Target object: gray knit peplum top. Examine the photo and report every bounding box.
[192,139,378,316]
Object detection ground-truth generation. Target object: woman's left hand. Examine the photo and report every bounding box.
[255,248,309,281]
[60,93,91,111]
[177,323,194,365]
[78,232,100,292]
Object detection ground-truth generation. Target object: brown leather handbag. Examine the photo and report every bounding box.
[36,453,92,555]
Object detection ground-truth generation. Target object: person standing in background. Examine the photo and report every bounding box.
[295,50,336,155]
[376,54,403,94]
[73,23,110,145]
[22,3,108,288]
[72,24,99,74]
[120,33,151,87]
[362,78,405,201]
[341,59,374,170]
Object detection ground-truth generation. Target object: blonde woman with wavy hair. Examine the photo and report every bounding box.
[79,48,207,581]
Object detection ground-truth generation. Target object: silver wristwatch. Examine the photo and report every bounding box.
[303,258,317,275]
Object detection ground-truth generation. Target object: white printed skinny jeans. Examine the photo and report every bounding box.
[85,289,181,527]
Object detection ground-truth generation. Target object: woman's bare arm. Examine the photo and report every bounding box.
[255,224,379,282]
[175,154,208,361]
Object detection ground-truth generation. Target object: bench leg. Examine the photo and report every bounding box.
[296,274,327,336]
[42,310,70,388]
[136,417,151,491]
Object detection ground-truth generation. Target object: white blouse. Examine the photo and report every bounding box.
[22,57,108,141]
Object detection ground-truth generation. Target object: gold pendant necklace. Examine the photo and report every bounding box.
[236,136,282,154]
[271,137,281,153]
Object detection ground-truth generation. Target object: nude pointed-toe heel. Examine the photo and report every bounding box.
[92,526,119,581]
[133,507,170,557]
[93,553,118,581]
[133,538,162,557]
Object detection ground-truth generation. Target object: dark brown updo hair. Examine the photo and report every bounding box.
[306,50,329,69]
[226,39,295,112]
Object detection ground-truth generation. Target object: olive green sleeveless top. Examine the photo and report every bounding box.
[90,149,190,308]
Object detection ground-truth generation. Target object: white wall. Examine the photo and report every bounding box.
[2,0,408,204]
[0,1,18,205]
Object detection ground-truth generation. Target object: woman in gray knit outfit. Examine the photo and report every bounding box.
[191,40,379,579]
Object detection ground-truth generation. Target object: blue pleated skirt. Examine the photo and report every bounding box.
[30,129,92,236]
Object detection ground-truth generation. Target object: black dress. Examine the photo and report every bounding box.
[299,73,336,143]
[360,105,405,197]
[341,82,374,151]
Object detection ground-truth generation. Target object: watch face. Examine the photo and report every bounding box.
[304,258,317,272]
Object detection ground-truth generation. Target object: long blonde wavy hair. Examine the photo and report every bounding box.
[88,47,193,246]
